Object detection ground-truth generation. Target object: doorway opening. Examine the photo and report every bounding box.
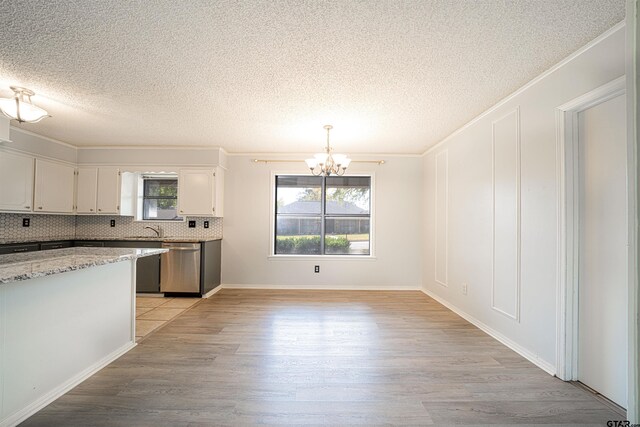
[556,76,629,411]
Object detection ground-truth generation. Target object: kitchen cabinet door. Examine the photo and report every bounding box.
[97,167,121,214]
[0,151,34,212]
[33,159,75,213]
[40,241,73,250]
[76,167,98,213]
[103,241,162,292]
[178,169,215,216]
[201,240,221,295]
[213,166,224,217]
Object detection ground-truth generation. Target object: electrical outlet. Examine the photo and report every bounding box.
[110,219,116,227]
[204,221,209,229]
[314,265,320,273]
[188,220,196,228]
[462,283,468,295]
[22,218,30,227]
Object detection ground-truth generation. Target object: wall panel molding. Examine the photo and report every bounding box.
[491,107,521,321]
[435,150,448,286]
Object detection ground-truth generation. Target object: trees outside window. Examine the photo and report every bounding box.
[143,179,181,220]
[275,175,371,255]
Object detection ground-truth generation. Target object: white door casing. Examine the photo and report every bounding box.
[556,77,626,381]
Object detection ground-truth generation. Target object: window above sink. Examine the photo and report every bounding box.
[121,172,185,222]
[142,177,182,221]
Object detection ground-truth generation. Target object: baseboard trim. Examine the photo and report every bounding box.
[221,283,422,291]
[421,288,556,376]
[1,341,136,427]
[202,285,224,298]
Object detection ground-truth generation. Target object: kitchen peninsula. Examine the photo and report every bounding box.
[0,247,167,427]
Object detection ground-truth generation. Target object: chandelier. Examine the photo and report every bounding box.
[0,86,50,123]
[305,125,351,176]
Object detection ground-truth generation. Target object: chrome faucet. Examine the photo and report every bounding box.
[143,225,163,238]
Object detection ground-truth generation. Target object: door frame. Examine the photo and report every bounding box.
[625,1,639,421]
[555,76,631,392]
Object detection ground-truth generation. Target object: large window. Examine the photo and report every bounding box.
[142,178,181,220]
[275,175,371,255]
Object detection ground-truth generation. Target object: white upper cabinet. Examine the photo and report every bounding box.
[0,151,34,212]
[76,167,121,214]
[96,167,121,214]
[33,159,75,213]
[76,167,98,213]
[214,166,224,217]
[178,167,224,217]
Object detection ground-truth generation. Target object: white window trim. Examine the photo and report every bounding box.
[268,171,376,259]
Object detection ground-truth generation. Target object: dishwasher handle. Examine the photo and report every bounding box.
[163,246,200,251]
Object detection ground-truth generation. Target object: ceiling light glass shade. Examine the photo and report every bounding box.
[332,154,347,165]
[0,87,50,123]
[314,153,328,164]
[306,125,351,176]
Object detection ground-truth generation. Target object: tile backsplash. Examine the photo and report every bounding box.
[75,216,223,240]
[0,213,76,242]
[0,213,223,243]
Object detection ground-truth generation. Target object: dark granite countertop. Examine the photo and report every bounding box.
[0,236,222,245]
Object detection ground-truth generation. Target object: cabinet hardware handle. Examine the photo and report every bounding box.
[98,209,102,211]
[90,209,94,211]
[38,207,42,209]
[25,206,30,209]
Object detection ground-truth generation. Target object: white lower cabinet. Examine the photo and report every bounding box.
[0,151,34,212]
[33,159,75,213]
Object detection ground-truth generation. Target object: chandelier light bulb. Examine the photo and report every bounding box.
[306,125,351,176]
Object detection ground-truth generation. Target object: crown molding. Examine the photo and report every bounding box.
[225,151,422,158]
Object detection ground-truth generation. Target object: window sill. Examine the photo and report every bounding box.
[268,255,377,261]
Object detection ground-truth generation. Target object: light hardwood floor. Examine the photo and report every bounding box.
[23,290,622,426]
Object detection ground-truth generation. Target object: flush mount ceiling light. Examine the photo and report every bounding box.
[305,125,351,176]
[0,86,50,123]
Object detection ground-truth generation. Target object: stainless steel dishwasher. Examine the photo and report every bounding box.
[160,242,201,293]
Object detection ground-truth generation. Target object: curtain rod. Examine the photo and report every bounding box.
[252,159,385,165]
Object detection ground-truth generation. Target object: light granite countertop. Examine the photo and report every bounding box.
[0,247,168,284]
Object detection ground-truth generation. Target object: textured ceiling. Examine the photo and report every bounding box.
[0,0,625,154]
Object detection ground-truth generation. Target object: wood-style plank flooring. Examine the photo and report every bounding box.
[23,290,622,426]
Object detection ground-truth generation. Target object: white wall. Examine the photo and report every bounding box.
[422,24,626,372]
[76,146,225,168]
[222,154,423,289]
